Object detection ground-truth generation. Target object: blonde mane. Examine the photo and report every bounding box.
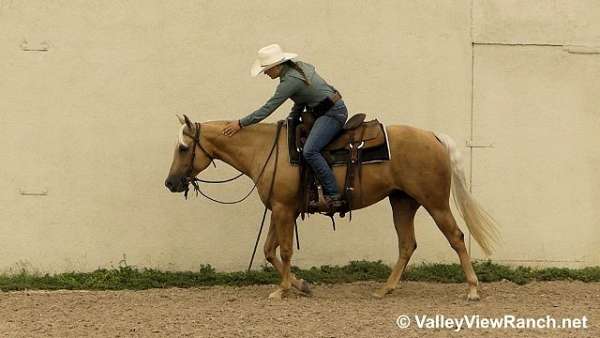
[178,124,189,147]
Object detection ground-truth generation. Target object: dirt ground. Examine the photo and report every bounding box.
[0,281,598,338]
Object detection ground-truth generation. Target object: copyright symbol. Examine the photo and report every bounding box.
[396,315,411,329]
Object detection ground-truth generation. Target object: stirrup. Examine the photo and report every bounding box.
[325,196,346,217]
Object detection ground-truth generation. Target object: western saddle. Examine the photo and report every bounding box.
[289,112,389,220]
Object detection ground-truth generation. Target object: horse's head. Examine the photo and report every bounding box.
[164,114,214,193]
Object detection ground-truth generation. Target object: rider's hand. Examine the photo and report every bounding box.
[222,120,242,137]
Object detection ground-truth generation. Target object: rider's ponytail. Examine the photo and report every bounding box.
[285,60,310,86]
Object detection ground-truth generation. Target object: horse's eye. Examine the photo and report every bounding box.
[178,145,189,153]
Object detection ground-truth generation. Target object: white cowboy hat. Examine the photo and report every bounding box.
[250,44,298,77]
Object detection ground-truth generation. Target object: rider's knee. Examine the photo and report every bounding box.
[302,146,318,160]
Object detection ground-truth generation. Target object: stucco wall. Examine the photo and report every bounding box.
[1,0,597,273]
[471,0,600,266]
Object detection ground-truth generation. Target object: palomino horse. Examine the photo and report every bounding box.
[165,115,499,300]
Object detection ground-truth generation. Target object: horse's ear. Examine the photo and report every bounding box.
[176,114,185,125]
[183,114,193,129]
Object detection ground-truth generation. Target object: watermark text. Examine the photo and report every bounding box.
[396,314,588,331]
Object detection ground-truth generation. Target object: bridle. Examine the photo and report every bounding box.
[181,122,242,200]
[178,120,297,272]
[180,121,283,205]
[182,122,214,169]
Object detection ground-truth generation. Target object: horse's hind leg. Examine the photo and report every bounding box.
[373,191,420,298]
[263,219,311,295]
[428,206,480,301]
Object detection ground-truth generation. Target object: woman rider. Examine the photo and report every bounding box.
[222,44,348,210]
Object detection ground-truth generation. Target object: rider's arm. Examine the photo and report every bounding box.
[239,77,302,127]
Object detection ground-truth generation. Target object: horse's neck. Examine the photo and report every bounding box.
[203,123,278,180]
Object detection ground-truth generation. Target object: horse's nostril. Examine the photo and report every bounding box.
[165,176,187,192]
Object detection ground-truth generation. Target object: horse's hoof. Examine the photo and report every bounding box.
[298,279,312,295]
[467,292,480,301]
[372,288,392,299]
[268,288,287,300]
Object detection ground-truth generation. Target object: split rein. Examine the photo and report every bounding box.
[182,121,286,272]
[182,121,283,205]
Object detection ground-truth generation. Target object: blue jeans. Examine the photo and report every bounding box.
[302,100,348,196]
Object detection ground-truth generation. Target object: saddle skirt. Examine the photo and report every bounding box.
[286,114,391,166]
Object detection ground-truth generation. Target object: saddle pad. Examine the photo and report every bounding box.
[286,117,391,166]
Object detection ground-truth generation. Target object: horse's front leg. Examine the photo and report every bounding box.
[268,204,296,299]
[264,219,311,296]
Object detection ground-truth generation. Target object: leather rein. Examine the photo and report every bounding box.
[182,122,281,204]
[181,120,296,272]
[181,121,286,272]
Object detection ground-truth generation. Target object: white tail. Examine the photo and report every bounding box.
[435,133,500,256]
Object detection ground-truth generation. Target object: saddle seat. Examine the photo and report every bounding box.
[292,113,387,162]
[323,114,385,153]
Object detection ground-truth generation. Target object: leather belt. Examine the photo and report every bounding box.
[309,91,343,117]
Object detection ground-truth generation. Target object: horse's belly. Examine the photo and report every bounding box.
[332,161,396,210]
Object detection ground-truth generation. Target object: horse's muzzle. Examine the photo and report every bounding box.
[165,176,187,193]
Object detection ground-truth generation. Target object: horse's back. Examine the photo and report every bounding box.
[384,124,452,201]
[385,124,448,159]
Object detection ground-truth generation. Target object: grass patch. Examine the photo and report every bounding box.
[0,261,598,291]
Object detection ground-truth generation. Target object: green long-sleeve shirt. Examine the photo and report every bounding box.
[239,61,336,127]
